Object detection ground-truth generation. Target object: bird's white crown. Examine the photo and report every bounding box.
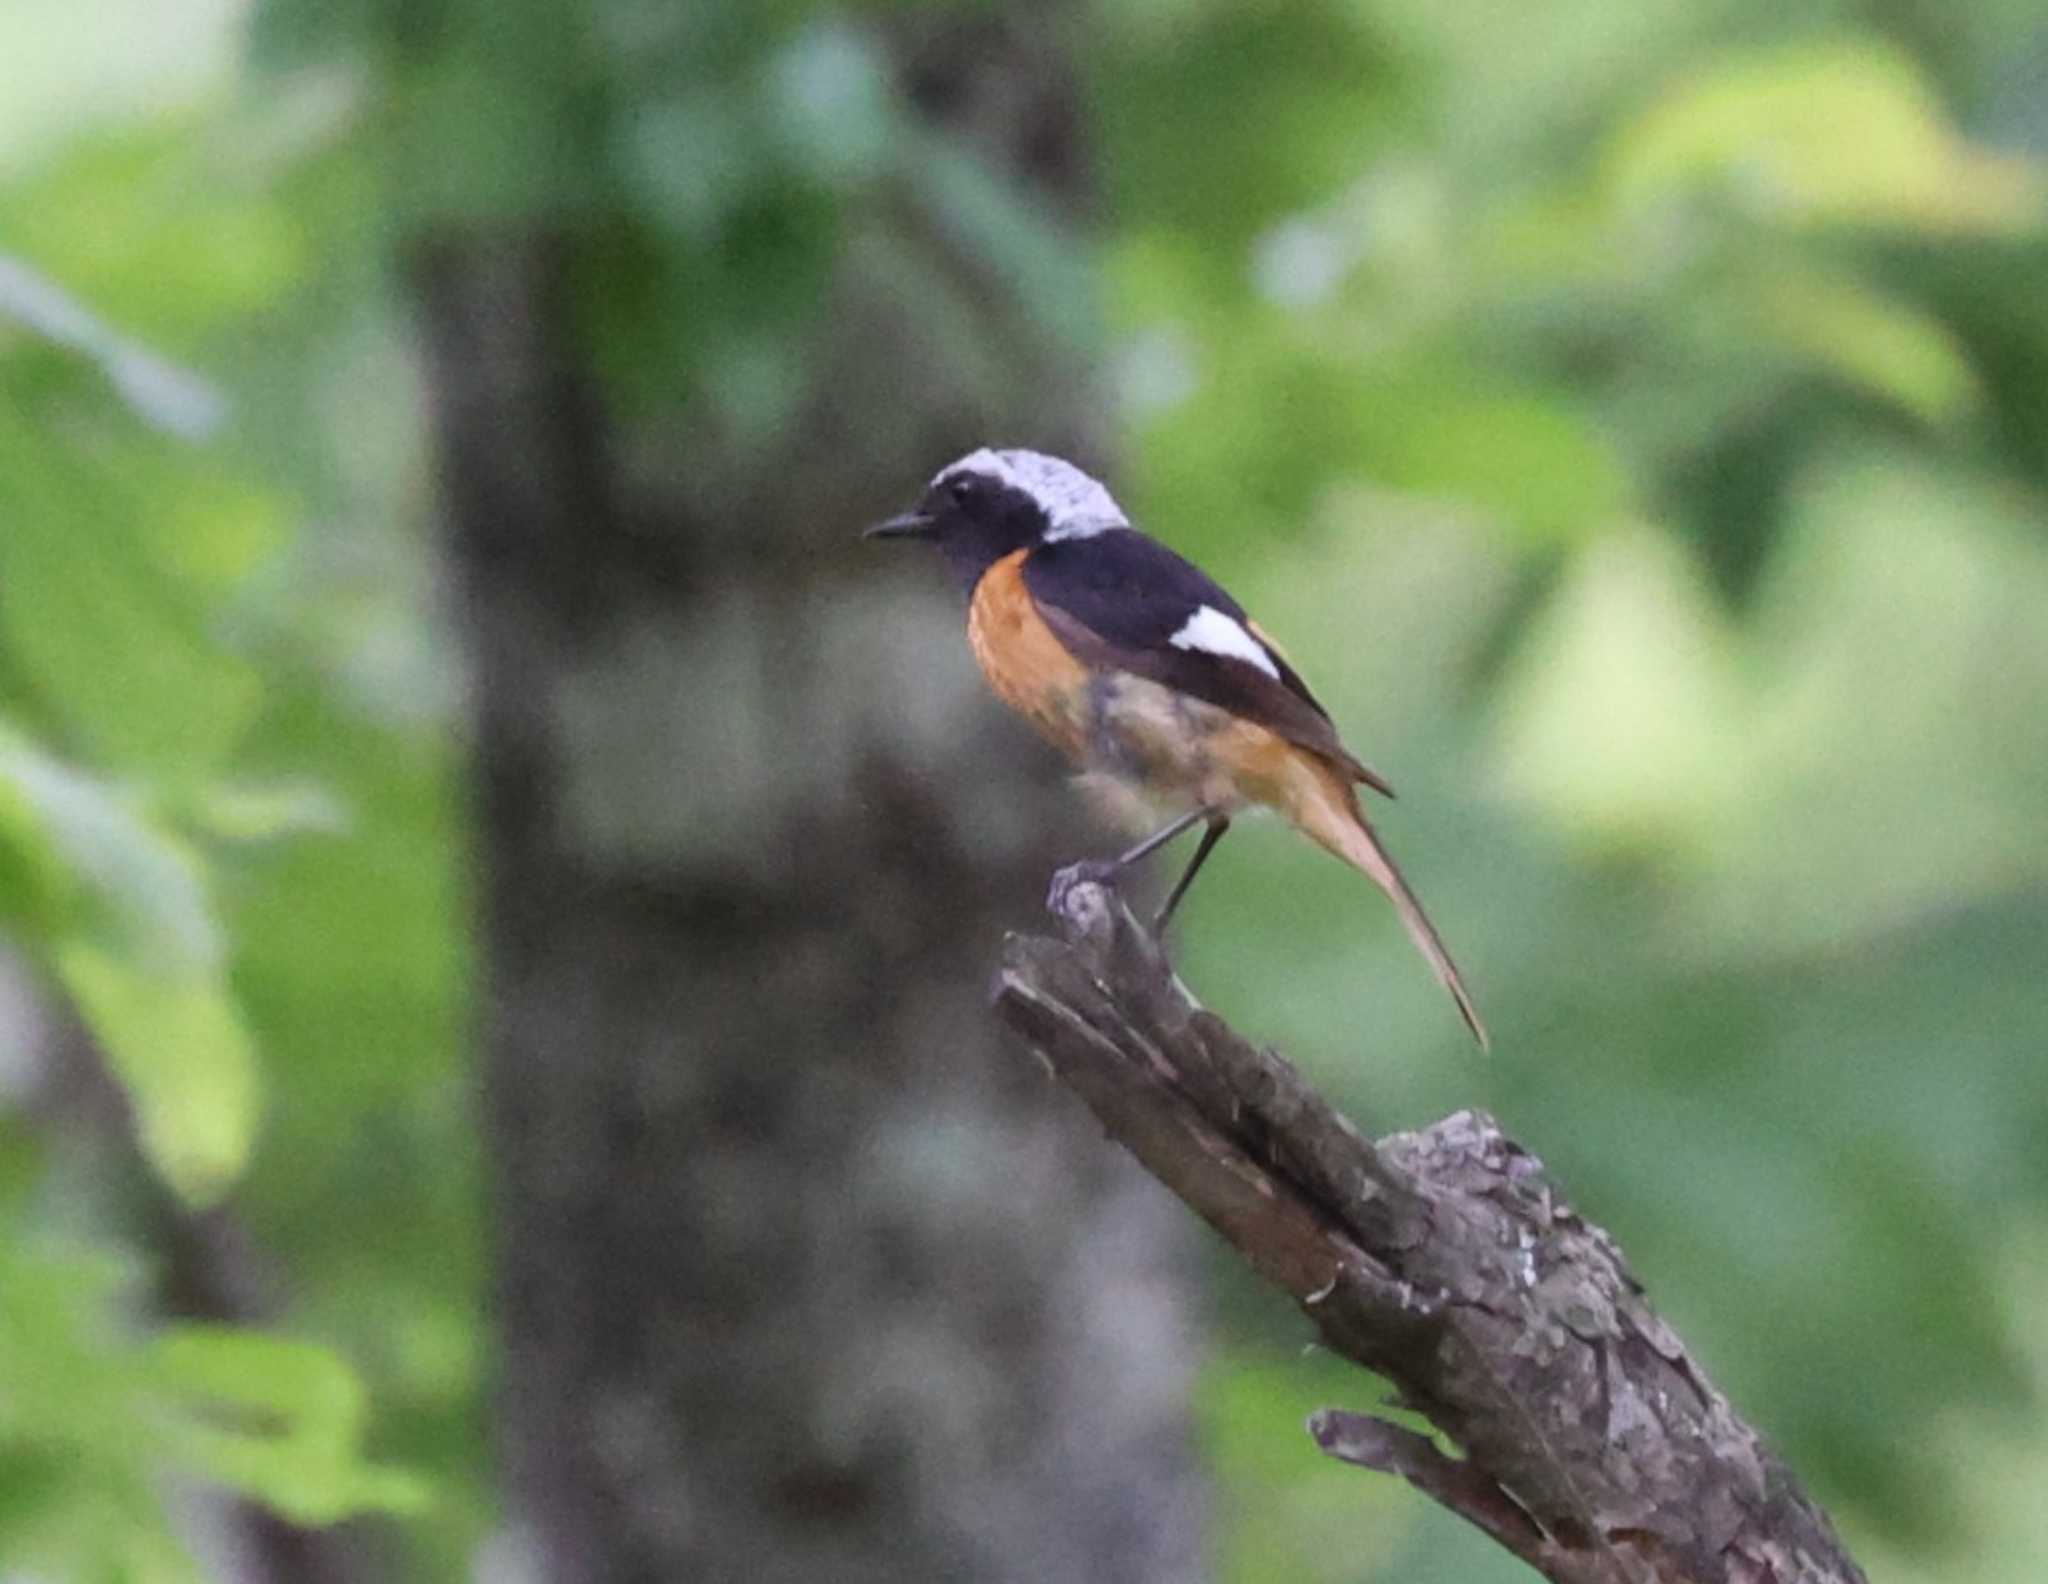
[934,447,1130,540]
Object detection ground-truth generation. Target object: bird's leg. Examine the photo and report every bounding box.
[1048,807,1217,920]
[1152,814,1230,933]
[1112,806,1212,869]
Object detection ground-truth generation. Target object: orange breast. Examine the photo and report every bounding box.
[967,549,1093,757]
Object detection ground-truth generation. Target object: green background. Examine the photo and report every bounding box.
[3,0,2046,1579]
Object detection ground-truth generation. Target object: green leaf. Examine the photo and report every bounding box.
[146,1326,429,1523]
[1352,375,1634,544]
[0,744,73,931]
[1100,6,1405,255]
[0,1236,419,1574]
[55,940,259,1206]
[1755,266,1981,424]
[0,253,226,439]
[0,405,262,774]
[1607,43,2044,233]
[3,117,306,350]
[0,731,218,968]
[0,1237,202,1582]
[0,734,271,1213]
[180,778,348,844]
[1490,523,1743,850]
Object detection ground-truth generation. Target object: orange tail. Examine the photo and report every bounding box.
[1287,763,1489,1050]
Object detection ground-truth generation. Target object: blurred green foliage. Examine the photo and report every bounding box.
[1,0,2045,1580]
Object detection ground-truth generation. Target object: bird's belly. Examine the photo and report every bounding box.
[1073,672,1302,831]
[1078,672,1223,788]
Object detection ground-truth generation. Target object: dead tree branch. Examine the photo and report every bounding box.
[991,877,1867,1584]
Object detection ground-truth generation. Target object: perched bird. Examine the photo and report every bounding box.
[868,447,1486,1047]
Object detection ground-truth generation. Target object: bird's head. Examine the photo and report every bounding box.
[867,447,1129,589]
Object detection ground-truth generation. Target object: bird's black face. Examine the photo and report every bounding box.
[866,468,1051,593]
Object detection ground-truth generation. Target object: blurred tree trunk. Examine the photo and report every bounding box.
[413,12,1201,1584]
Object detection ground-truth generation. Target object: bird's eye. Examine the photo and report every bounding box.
[947,476,977,505]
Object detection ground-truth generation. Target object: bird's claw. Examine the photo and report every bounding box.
[1047,858,1119,919]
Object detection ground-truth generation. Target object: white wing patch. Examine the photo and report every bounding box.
[1169,606,1280,679]
[935,447,1130,539]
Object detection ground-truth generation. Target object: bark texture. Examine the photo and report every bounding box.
[413,12,1201,1584]
[996,875,1868,1584]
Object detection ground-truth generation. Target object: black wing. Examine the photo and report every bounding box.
[1022,531,1393,795]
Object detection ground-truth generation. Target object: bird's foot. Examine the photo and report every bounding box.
[1047,858,1120,919]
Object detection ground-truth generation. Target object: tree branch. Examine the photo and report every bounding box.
[990,877,1868,1584]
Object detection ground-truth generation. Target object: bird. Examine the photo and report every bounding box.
[867,446,1487,1048]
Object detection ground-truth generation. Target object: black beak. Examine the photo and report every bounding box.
[864,510,936,541]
